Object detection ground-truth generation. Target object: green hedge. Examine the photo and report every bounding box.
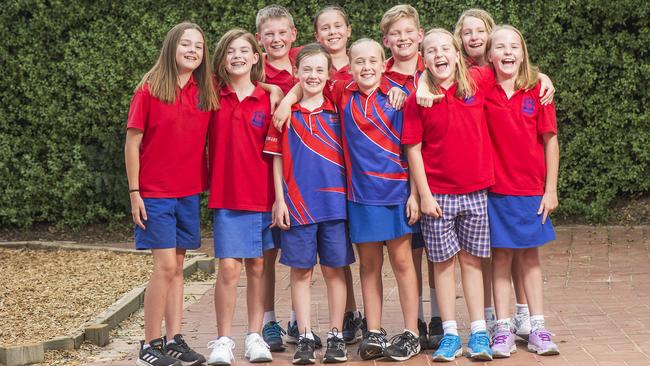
[1,0,648,228]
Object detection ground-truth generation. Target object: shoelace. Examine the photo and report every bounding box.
[172,335,191,352]
[492,334,509,345]
[207,338,235,359]
[263,322,286,339]
[367,329,388,346]
[250,335,271,350]
[296,337,315,352]
[342,314,355,332]
[438,335,457,349]
[472,334,490,347]
[534,329,555,342]
[327,328,345,351]
[389,332,418,353]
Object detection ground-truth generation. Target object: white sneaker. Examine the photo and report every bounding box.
[513,312,531,340]
[245,333,272,363]
[207,337,235,365]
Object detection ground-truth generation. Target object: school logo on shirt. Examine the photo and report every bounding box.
[464,95,476,105]
[522,97,535,115]
[251,111,266,128]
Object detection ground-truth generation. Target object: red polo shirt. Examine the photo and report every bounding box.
[264,47,302,94]
[384,55,425,95]
[486,82,557,195]
[126,76,210,198]
[401,66,496,194]
[331,64,352,83]
[208,84,274,211]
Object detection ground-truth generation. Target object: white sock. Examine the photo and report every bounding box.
[470,320,487,334]
[142,343,151,350]
[353,310,362,319]
[530,315,545,331]
[418,296,425,321]
[368,329,382,334]
[263,311,276,324]
[515,303,529,316]
[166,338,176,345]
[290,310,297,323]
[484,307,496,321]
[442,320,458,336]
[429,288,440,317]
[303,332,314,340]
[496,318,511,332]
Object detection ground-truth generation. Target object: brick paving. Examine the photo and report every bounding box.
[84,226,650,366]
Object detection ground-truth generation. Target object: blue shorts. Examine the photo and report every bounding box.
[213,209,280,258]
[280,219,355,269]
[135,195,201,250]
[347,201,416,243]
[488,193,556,249]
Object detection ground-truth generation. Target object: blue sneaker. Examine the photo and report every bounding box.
[467,330,493,360]
[431,334,462,362]
[262,321,286,352]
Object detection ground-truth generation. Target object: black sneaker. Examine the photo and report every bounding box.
[341,311,362,344]
[383,331,421,361]
[262,321,286,352]
[292,336,316,365]
[417,318,429,350]
[323,329,347,363]
[357,329,388,360]
[287,321,322,349]
[164,334,206,366]
[428,316,444,349]
[138,338,181,366]
[360,317,368,339]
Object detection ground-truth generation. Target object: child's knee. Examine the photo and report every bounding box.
[245,258,265,278]
[320,265,343,279]
[519,248,540,266]
[359,255,382,274]
[492,249,514,265]
[291,267,313,282]
[218,261,241,285]
[458,250,481,267]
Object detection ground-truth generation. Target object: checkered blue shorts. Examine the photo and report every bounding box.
[421,190,491,262]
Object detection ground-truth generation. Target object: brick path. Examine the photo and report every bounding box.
[84,226,650,366]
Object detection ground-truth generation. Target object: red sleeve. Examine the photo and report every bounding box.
[126,87,150,131]
[535,85,557,135]
[470,65,496,92]
[263,119,284,155]
[401,94,424,144]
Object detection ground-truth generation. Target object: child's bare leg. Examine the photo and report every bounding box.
[412,247,424,319]
[245,257,265,333]
[387,234,419,332]
[492,249,514,320]
[458,250,484,322]
[357,243,384,330]
[519,248,543,316]
[262,248,279,316]
[214,258,243,337]
[433,257,456,322]
[321,265,347,330]
[163,249,186,338]
[482,257,493,309]
[291,267,313,333]
[144,248,179,342]
[344,265,358,312]
[512,256,528,305]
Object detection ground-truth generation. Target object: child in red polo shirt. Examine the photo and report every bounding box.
[205,28,276,366]
[264,43,354,365]
[485,25,560,358]
[313,5,353,82]
[403,28,496,362]
[125,22,218,366]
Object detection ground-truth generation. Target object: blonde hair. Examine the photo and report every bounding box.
[486,25,539,91]
[256,4,295,32]
[379,4,420,36]
[295,43,332,71]
[211,29,265,92]
[453,9,496,60]
[349,38,385,62]
[313,5,350,32]
[423,28,475,99]
[136,22,218,111]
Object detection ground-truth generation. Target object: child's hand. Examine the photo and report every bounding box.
[272,100,291,132]
[388,87,407,110]
[406,194,420,225]
[537,191,558,224]
[129,192,147,229]
[538,73,555,106]
[268,85,285,114]
[420,194,443,218]
[271,200,291,230]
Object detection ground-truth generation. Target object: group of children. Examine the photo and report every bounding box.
[125,4,560,366]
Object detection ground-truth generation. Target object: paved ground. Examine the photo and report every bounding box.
[83,226,650,366]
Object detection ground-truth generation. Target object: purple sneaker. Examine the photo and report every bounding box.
[491,329,516,358]
[527,329,559,355]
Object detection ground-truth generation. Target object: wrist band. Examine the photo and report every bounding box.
[129,189,140,193]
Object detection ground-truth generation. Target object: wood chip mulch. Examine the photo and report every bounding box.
[0,247,152,346]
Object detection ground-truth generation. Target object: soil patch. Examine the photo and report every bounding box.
[0,247,152,346]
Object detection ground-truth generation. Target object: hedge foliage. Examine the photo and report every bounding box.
[1,0,648,228]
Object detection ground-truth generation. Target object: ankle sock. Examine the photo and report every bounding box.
[353,310,362,319]
[496,318,511,332]
[442,320,458,336]
[470,320,487,334]
[484,307,496,321]
[530,315,545,331]
[515,303,529,316]
[263,310,276,324]
[290,310,297,323]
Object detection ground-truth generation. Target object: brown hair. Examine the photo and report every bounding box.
[312,5,350,32]
[211,28,265,91]
[295,43,332,71]
[136,22,218,111]
[256,4,295,32]
[422,28,475,99]
[379,4,420,36]
[486,25,539,91]
[453,9,496,60]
